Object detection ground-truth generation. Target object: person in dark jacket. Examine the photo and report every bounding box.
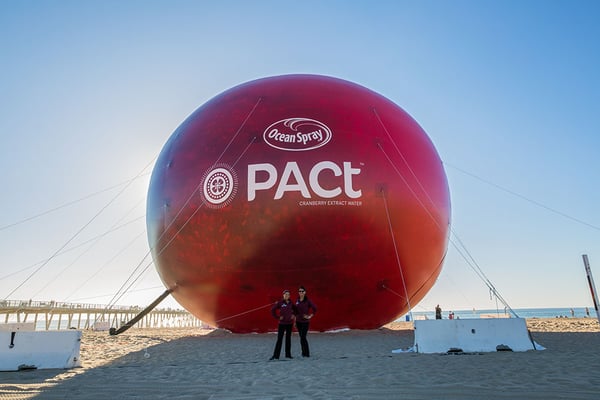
[295,285,317,357]
[435,304,442,320]
[269,289,296,360]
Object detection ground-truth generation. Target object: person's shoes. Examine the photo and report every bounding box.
[285,355,293,359]
[269,356,278,360]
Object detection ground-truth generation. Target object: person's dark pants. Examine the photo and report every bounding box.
[296,321,310,357]
[272,323,292,358]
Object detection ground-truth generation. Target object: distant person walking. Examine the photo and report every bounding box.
[435,304,442,320]
[295,285,317,357]
[270,289,296,360]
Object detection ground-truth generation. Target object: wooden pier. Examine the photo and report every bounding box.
[0,299,203,331]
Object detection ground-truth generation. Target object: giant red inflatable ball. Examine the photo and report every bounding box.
[146,74,451,333]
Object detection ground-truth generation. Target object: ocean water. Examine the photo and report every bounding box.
[402,307,596,321]
[4,307,596,330]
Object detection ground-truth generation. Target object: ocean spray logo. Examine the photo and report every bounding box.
[263,118,332,151]
[199,164,238,209]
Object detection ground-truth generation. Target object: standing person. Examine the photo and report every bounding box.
[295,285,317,357]
[435,304,442,320]
[270,289,296,360]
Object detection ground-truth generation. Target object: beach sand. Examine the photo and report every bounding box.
[1,318,598,399]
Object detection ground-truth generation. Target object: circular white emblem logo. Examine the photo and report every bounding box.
[200,165,238,208]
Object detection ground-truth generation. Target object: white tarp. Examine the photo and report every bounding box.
[0,330,82,371]
[393,318,544,354]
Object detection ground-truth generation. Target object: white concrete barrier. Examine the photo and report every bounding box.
[412,318,541,353]
[0,330,82,371]
[92,321,111,331]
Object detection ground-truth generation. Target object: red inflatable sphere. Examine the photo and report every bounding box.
[147,75,450,333]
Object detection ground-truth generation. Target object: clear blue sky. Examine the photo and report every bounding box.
[1,1,599,313]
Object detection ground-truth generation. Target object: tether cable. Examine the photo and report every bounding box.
[215,303,273,324]
[0,215,145,281]
[103,98,262,310]
[63,229,147,302]
[3,159,156,300]
[373,108,517,316]
[32,196,146,298]
[107,135,260,309]
[445,162,600,232]
[380,186,413,321]
[0,173,150,232]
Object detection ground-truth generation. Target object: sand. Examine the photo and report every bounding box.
[0,318,598,399]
